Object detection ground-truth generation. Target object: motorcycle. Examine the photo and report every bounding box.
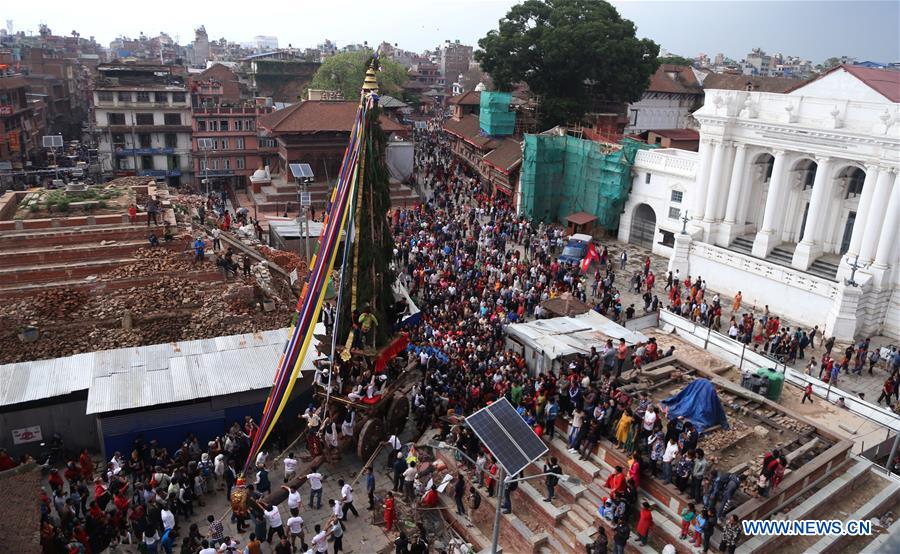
[38,433,64,474]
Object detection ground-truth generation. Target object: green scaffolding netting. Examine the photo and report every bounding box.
[519,135,650,231]
[479,91,516,136]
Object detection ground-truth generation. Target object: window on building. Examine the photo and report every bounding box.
[218,138,229,150]
[670,190,683,203]
[223,159,231,170]
[97,91,114,102]
[220,120,229,131]
[154,92,168,104]
[117,91,131,102]
[135,113,154,125]
[234,120,243,131]
[112,133,126,149]
[645,172,652,184]
[136,91,151,103]
[138,134,151,148]
[197,120,207,132]
[164,133,177,148]
[210,159,218,170]
[115,158,130,170]
[172,92,186,103]
[259,137,276,148]
[235,137,245,150]
[199,158,208,171]
[169,155,180,170]
[236,157,245,169]
[107,113,126,125]
[845,168,866,199]
[245,119,254,130]
[668,206,681,219]
[164,113,181,126]
[141,155,154,170]
[207,120,219,132]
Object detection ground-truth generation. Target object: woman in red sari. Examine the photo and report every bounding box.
[383,491,397,532]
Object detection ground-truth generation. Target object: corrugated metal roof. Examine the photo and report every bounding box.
[506,311,649,356]
[0,325,324,414]
[85,325,323,414]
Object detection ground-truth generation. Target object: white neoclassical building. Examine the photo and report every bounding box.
[619,66,900,341]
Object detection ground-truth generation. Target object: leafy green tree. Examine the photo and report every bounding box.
[658,55,695,67]
[476,0,659,127]
[309,51,409,99]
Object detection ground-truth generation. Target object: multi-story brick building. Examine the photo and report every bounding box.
[92,63,193,186]
[189,63,274,191]
[0,73,43,174]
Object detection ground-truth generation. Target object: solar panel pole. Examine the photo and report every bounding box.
[491,466,505,554]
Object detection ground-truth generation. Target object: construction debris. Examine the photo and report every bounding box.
[99,246,197,279]
[31,288,89,319]
[258,245,306,275]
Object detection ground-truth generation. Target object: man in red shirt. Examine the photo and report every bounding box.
[422,485,439,508]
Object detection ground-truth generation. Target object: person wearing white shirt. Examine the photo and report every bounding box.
[280,483,302,517]
[197,539,216,554]
[286,514,305,550]
[662,439,679,485]
[311,524,329,554]
[338,479,358,519]
[642,407,658,432]
[386,434,402,469]
[329,498,343,520]
[217,537,240,553]
[283,453,298,483]
[160,506,175,531]
[306,472,323,509]
[255,449,268,468]
[262,503,285,543]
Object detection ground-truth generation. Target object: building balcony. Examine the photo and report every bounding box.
[196,168,237,177]
[106,124,192,133]
[138,169,183,177]
[192,106,274,115]
[114,147,177,157]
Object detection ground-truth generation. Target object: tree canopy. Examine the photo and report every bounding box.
[658,55,696,67]
[475,0,659,127]
[309,51,409,99]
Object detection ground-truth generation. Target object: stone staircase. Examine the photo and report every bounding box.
[432,425,684,554]
[807,257,840,281]
[728,236,838,282]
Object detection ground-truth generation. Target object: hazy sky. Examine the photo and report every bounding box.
[4,0,898,63]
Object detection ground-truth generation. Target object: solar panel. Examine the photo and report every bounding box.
[289,163,315,180]
[466,397,547,477]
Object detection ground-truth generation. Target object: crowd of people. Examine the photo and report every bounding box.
[396,126,751,552]
[25,120,900,554]
[31,416,352,554]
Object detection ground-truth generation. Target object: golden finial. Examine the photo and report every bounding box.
[362,61,379,93]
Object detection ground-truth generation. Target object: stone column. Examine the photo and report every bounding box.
[873,172,900,269]
[703,140,726,223]
[716,144,748,246]
[792,156,834,270]
[752,149,788,258]
[845,164,880,258]
[692,139,713,221]
[858,169,895,263]
[723,144,748,224]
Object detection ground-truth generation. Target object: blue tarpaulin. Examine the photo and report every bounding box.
[661,378,729,433]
